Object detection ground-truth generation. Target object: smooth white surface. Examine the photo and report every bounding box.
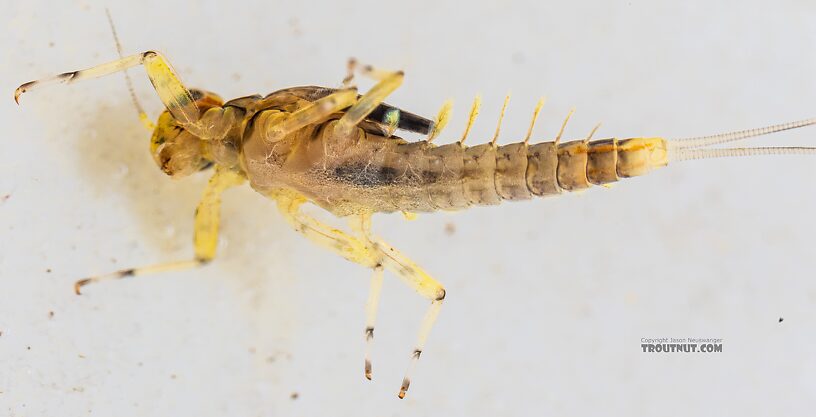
[3,1,816,415]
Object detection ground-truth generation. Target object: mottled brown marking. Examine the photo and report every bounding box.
[495,143,532,200]
[556,140,591,191]
[525,142,560,196]
[426,143,466,209]
[587,139,619,185]
[463,144,500,205]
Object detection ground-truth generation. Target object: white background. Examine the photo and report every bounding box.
[2,0,816,415]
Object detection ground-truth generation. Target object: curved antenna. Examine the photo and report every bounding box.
[105,8,154,130]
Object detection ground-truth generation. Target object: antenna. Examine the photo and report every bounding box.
[105,8,154,130]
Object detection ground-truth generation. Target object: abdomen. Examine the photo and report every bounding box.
[242,119,668,216]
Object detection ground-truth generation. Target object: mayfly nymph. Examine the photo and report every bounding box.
[15,34,816,398]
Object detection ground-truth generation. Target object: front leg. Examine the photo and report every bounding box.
[14,51,238,140]
[16,52,196,123]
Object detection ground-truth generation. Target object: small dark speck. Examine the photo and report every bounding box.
[170,374,177,380]
[48,311,54,319]
[48,41,54,47]
[231,73,242,82]
[444,222,456,236]
[290,392,299,400]
[26,346,31,350]
[1,194,10,203]
[78,354,86,359]
[779,317,784,323]
[46,268,52,273]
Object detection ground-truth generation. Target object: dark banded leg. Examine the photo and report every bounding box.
[16,51,199,125]
[364,264,384,379]
[74,167,244,294]
[352,214,446,398]
[348,215,386,380]
[275,194,445,399]
[367,238,445,399]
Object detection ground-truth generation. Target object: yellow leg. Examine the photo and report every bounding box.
[363,264,384,380]
[12,50,245,141]
[371,238,445,399]
[15,52,197,124]
[333,64,405,138]
[74,166,244,294]
[12,45,240,141]
[275,196,445,398]
[346,215,384,380]
[350,215,446,398]
[256,89,359,143]
[273,194,376,267]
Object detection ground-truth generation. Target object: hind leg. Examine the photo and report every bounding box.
[352,221,445,399]
[274,194,445,398]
